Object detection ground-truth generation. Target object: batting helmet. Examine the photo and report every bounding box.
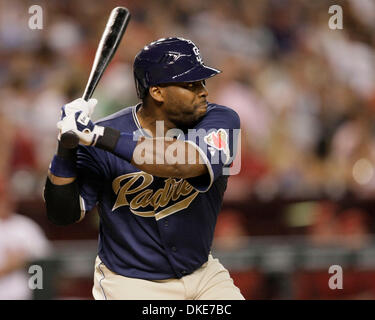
[133,37,221,99]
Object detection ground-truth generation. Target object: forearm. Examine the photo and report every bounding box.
[44,144,83,225]
[44,175,84,225]
[96,128,207,178]
[130,137,207,178]
[44,97,100,225]
[47,171,76,185]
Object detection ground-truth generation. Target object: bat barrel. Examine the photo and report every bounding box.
[83,7,130,101]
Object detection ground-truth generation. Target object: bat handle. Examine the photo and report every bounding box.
[59,94,91,149]
[60,131,80,149]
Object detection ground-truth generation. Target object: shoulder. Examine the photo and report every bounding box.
[202,102,240,127]
[95,104,138,130]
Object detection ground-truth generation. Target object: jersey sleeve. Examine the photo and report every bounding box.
[184,105,241,192]
[76,145,108,212]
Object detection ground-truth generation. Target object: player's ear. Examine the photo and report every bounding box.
[149,86,164,103]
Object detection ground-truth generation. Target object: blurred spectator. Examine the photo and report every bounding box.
[214,209,250,250]
[336,208,370,249]
[307,201,339,246]
[0,105,39,200]
[307,201,371,249]
[0,179,50,299]
[0,110,15,181]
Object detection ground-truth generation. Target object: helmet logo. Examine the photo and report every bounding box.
[165,52,190,64]
[192,47,203,64]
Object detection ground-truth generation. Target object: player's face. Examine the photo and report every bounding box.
[160,80,208,128]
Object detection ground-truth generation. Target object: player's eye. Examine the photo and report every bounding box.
[172,81,206,91]
[175,83,193,90]
[184,81,205,89]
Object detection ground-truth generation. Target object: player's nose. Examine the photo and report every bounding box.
[197,81,208,98]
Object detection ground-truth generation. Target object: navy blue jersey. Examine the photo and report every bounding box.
[76,103,240,280]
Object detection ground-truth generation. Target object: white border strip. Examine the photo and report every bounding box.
[185,140,214,193]
[77,195,86,222]
[132,103,149,137]
[98,262,107,300]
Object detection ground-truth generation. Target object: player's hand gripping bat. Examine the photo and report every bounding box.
[60,7,131,149]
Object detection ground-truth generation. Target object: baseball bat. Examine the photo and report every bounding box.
[60,7,131,149]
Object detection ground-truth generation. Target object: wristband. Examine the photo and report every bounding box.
[49,143,77,177]
[96,127,137,162]
[96,127,120,151]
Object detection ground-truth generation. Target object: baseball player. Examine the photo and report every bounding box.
[44,37,244,300]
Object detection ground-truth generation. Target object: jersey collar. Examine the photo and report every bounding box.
[132,103,152,138]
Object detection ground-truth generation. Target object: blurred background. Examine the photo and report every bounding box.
[2,0,375,299]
